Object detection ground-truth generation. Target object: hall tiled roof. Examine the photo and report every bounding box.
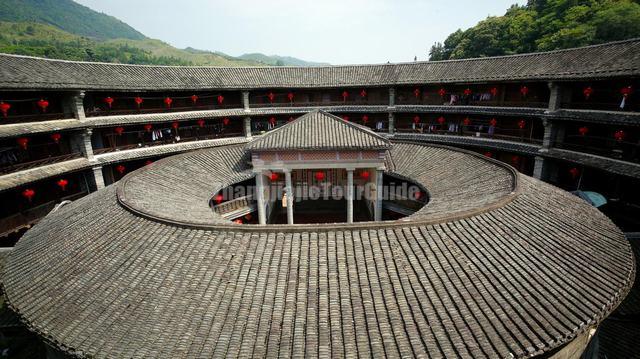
[2,140,635,358]
[245,111,391,152]
[1,39,639,90]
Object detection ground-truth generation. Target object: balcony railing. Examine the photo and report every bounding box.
[395,99,548,108]
[394,127,543,145]
[0,152,83,175]
[0,191,87,237]
[249,100,390,107]
[0,112,69,124]
[212,195,255,217]
[85,103,241,117]
[92,132,243,155]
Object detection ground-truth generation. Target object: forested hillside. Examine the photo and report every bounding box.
[429,0,640,60]
[0,0,145,40]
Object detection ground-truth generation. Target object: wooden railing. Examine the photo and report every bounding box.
[0,152,83,175]
[85,103,241,117]
[0,191,87,237]
[92,133,243,155]
[212,195,255,216]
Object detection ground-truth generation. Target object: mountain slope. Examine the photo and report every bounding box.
[0,22,262,66]
[238,53,330,67]
[0,0,145,40]
[429,0,640,60]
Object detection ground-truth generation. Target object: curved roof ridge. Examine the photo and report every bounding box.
[0,37,638,69]
[245,110,391,152]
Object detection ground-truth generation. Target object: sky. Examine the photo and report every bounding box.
[75,0,527,65]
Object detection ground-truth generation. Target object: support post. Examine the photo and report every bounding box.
[548,82,562,111]
[388,112,395,134]
[542,119,553,150]
[81,129,94,160]
[244,116,252,139]
[242,91,250,112]
[91,166,105,191]
[256,172,267,225]
[374,169,383,221]
[388,87,395,107]
[284,170,294,225]
[64,91,86,121]
[347,169,354,223]
[533,156,545,180]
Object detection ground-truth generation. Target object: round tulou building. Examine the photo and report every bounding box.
[0,40,639,358]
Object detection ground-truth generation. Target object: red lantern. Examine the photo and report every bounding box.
[360,171,370,180]
[0,101,10,117]
[134,96,143,107]
[22,188,35,202]
[489,118,498,127]
[223,118,230,126]
[197,119,206,128]
[56,179,68,191]
[270,172,279,181]
[463,117,471,126]
[163,97,172,108]
[362,115,369,124]
[234,219,243,224]
[104,97,114,108]
[621,86,633,97]
[191,94,199,104]
[288,116,294,122]
[583,87,593,100]
[342,90,349,101]
[569,167,580,179]
[314,171,325,181]
[463,88,472,96]
[51,133,61,143]
[244,213,252,221]
[614,130,625,142]
[489,87,498,97]
[520,86,529,97]
[269,117,276,125]
[511,155,520,165]
[144,124,153,132]
[414,88,420,99]
[517,120,526,129]
[288,92,294,102]
[484,151,493,158]
[360,89,367,98]
[145,160,153,166]
[217,95,224,105]
[116,165,126,174]
[172,121,179,130]
[342,115,350,122]
[214,194,224,204]
[115,127,125,136]
[267,92,275,103]
[37,99,49,112]
[413,116,420,124]
[438,88,446,97]
[437,116,445,125]
[16,137,28,150]
[578,126,588,136]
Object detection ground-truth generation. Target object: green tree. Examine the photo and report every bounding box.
[429,0,640,60]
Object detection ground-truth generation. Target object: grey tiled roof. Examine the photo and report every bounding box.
[246,110,391,152]
[2,141,634,358]
[1,39,639,90]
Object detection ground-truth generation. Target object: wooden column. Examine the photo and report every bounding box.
[374,169,383,221]
[347,169,354,223]
[244,117,252,139]
[284,170,294,225]
[256,172,267,225]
